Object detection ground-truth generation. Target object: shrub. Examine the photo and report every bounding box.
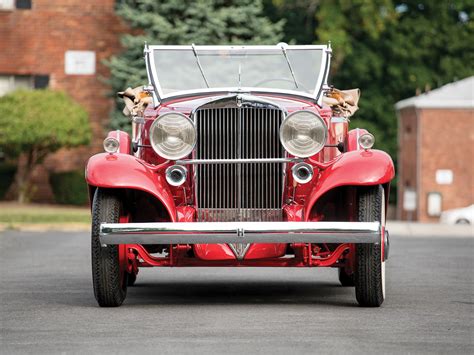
[0,89,91,202]
[49,170,89,206]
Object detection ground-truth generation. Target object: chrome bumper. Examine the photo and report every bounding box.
[99,221,381,245]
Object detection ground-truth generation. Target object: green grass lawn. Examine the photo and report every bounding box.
[0,202,91,224]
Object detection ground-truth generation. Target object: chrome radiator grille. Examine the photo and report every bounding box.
[195,107,284,222]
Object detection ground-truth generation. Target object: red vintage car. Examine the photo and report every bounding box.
[86,44,394,307]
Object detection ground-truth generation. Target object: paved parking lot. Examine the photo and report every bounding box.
[1,230,472,354]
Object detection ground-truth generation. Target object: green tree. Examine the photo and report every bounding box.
[315,0,474,156]
[314,0,398,156]
[266,0,474,203]
[107,0,285,129]
[0,89,91,202]
[263,0,320,44]
[266,0,474,155]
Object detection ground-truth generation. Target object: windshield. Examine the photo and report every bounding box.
[147,45,329,101]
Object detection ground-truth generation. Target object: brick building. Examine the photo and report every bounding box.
[395,76,474,221]
[0,0,126,201]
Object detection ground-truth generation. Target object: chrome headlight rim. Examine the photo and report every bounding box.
[279,110,328,158]
[149,112,197,160]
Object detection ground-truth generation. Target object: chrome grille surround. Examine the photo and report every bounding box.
[194,96,285,222]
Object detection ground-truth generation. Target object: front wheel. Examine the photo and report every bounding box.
[91,189,127,307]
[354,185,385,307]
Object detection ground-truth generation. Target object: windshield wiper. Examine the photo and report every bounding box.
[192,43,210,88]
[280,45,299,89]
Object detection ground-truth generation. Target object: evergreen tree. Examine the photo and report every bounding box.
[107,0,284,129]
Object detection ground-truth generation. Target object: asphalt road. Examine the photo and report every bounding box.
[1,230,472,354]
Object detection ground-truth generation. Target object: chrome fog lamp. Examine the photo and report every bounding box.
[103,137,120,154]
[292,162,314,184]
[150,112,196,160]
[358,133,375,150]
[165,165,188,186]
[280,111,327,157]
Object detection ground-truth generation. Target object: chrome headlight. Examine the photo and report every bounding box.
[103,137,119,154]
[358,132,375,150]
[280,111,327,157]
[149,112,196,160]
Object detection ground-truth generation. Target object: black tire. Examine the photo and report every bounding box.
[91,189,127,307]
[338,268,355,287]
[354,185,385,307]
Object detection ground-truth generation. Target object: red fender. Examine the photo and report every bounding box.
[304,149,395,220]
[86,153,176,221]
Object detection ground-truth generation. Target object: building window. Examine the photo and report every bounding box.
[0,75,33,96]
[15,0,31,9]
[427,192,442,217]
[34,75,49,89]
[0,74,49,96]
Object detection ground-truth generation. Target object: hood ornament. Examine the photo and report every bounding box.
[236,94,243,108]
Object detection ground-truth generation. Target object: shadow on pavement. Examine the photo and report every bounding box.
[124,280,356,307]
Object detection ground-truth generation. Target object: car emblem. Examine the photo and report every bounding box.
[236,94,243,107]
[228,243,250,260]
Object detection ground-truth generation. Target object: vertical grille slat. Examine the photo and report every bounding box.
[196,106,283,222]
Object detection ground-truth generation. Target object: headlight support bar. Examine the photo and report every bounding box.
[175,157,303,165]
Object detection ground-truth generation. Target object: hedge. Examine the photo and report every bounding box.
[49,170,88,206]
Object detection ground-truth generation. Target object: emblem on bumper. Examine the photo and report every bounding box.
[228,243,251,260]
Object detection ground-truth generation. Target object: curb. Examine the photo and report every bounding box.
[0,223,90,233]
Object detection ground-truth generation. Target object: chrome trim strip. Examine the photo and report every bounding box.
[100,221,381,244]
[149,45,329,50]
[144,43,160,104]
[176,158,302,165]
[317,42,331,106]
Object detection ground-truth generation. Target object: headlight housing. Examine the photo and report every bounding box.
[149,112,196,160]
[280,111,327,157]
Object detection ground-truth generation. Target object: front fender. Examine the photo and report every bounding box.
[86,153,176,221]
[305,149,395,220]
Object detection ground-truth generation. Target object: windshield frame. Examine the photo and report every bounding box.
[145,44,331,105]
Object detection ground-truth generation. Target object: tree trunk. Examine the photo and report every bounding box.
[15,149,35,203]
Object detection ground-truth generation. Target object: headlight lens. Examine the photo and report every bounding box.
[103,137,119,154]
[149,113,196,160]
[280,111,327,157]
[358,133,375,150]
